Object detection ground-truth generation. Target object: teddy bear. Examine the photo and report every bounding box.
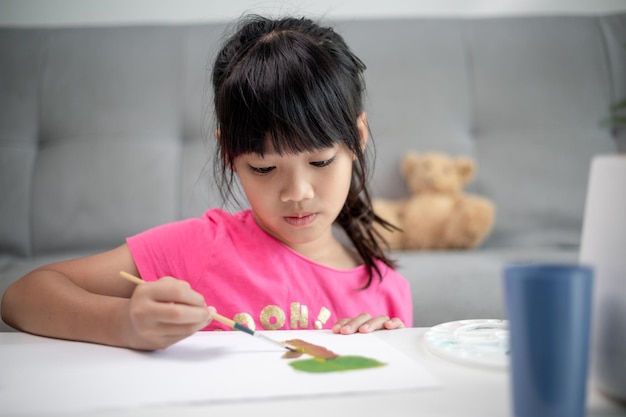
[373,152,495,250]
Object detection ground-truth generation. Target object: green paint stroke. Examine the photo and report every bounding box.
[289,355,386,373]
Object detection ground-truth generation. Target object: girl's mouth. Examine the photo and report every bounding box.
[284,213,317,227]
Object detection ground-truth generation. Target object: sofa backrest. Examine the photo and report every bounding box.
[346,15,625,249]
[1,14,625,257]
[0,24,229,256]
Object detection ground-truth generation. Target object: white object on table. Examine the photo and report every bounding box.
[580,154,626,402]
[0,329,440,416]
[0,328,623,417]
[423,319,508,369]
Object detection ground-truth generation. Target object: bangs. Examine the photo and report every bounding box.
[215,27,363,159]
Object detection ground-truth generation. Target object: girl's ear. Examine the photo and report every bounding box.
[357,112,369,152]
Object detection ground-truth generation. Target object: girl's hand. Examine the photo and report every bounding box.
[331,313,405,335]
[123,277,213,350]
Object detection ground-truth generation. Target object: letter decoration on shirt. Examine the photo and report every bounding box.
[228,304,333,331]
[233,312,256,331]
[260,305,286,330]
[314,307,332,330]
[290,302,308,328]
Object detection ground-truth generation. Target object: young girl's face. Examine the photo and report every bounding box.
[232,141,355,251]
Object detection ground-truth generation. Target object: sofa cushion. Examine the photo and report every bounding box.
[394,247,578,326]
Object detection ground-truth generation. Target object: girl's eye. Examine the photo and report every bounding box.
[249,165,275,175]
[310,156,336,168]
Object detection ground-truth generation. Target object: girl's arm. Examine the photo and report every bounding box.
[0,244,211,350]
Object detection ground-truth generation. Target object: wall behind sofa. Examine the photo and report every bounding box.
[1,0,626,27]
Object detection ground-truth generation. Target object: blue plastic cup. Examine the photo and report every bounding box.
[504,263,593,417]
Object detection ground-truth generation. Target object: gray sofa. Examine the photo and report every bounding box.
[1,13,625,331]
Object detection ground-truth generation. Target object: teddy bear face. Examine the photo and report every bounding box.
[401,152,475,194]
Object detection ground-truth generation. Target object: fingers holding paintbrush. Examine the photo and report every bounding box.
[119,272,213,350]
[119,271,296,352]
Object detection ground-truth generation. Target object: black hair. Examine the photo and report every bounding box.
[211,15,398,288]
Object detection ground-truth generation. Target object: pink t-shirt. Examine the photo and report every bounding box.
[127,209,412,331]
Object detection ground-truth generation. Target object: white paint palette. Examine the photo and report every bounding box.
[424,319,509,369]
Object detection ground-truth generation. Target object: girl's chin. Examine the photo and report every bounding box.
[272,227,330,249]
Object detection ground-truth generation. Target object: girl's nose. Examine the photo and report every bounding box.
[280,173,314,202]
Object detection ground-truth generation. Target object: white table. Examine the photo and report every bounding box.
[1,328,624,417]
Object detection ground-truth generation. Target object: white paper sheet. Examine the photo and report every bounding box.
[0,330,441,415]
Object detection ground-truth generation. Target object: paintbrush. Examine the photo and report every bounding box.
[119,271,297,352]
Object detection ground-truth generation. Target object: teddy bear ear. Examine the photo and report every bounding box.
[401,152,421,177]
[456,157,476,182]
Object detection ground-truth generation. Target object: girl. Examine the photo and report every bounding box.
[1,15,412,351]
